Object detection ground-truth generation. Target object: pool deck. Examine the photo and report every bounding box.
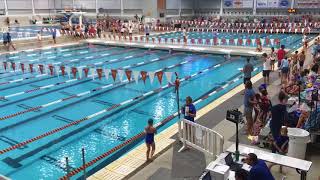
[86,38,268,57]
[88,36,320,180]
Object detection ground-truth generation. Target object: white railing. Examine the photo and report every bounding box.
[178,119,224,158]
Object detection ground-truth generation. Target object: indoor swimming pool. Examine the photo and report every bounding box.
[0,43,262,179]
[150,32,317,49]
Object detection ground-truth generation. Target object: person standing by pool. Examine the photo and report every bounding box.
[52,28,57,44]
[262,53,271,85]
[145,26,150,43]
[280,56,289,85]
[6,32,16,51]
[182,27,187,44]
[181,96,196,122]
[244,81,256,135]
[299,50,306,71]
[145,119,156,161]
[242,57,254,85]
[277,45,286,77]
[269,47,276,71]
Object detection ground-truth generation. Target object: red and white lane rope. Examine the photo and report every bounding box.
[59,65,262,180]
[0,53,179,100]
[0,56,225,154]
[0,49,137,86]
[0,53,191,120]
[0,46,118,76]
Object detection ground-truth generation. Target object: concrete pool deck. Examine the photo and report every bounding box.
[87,38,268,57]
[88,36,320,180]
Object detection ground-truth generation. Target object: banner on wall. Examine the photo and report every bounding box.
[242,0,253,8]
[257,0,268,8]
[224,0,253,8]
[224,0,233,7]
[296,0,319,8]
[267,0,279,8]
[278,0,290,8]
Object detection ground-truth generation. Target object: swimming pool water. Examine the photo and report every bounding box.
[0,43,262,179]
[150,32,316,50]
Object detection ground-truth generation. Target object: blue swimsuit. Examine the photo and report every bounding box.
[145,132,155,144]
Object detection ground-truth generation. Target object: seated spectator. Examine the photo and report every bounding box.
[270,92,288,139]
[244,153,275,180]
[284,77,301,96]
[269,127,289,173]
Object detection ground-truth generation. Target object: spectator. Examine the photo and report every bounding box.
[245,153,275,180]
[145,119,156,161]
[262,53,271,85]
[128,26,133,38]
[259,89,271,124]
[6,32,15,51]
[181,96,196,122]
[37,31,42,42]
[269,127,289,173]
[299,51,306,71]
[243,57,254,85]
[277,45,286,76]
[52,28,57,44]
[97,25,102,38]
[270,92,288,140]
[244,81,256,135]
[280,56,289,85]
[270,47,276,71]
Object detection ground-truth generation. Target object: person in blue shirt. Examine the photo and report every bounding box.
[280,56,289,85]
[245,153,275,180]
[181,96,196,122]
[269,127,289,173]
[244,81,256,135]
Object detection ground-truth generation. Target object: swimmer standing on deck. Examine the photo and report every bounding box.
[145,119,156,161]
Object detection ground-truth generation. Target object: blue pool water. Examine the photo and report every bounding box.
[0,25,60,41]
[150,32,316,50]
[0,43,263,179]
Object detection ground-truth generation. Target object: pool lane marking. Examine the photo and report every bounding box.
[0,48,138,86]
[0,46,116,77]
[0,56,228,154]
[59,64,263,179]
[0,42,81,56]
[1,45,92,65]
[0,53,178,100]
[0,53,195,117]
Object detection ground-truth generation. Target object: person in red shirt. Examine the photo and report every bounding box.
[277,45,286,76]
[88,25,96,37]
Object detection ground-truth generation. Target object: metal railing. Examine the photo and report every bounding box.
[178,119,224,158]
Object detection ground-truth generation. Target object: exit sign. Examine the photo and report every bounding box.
[288,8,297,13]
